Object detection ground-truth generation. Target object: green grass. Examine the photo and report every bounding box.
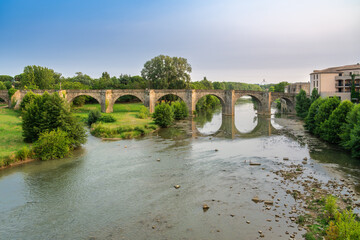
[0,108,29,165]
[72,103,157,138]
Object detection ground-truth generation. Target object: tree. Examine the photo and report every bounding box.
[295,89,311,118]
[0,75,13,82]
[0,81,6,90]
[141,55,191,89]
[350,74,359,102]
[213,82,225,90]
[313,97,341,136]
[340,104,360,157]
[172,101,189,120]
[269,86,275,92]
[22,92,87,146]
[152,102,174,127]
[274,82,289,92]
[21,65,56,89]
[311,88,320,103]
[305,97,324,133]
[19,91,41,111]
[320,100,353,144]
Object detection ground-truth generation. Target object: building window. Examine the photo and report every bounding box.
[316,81,318,87]
[339,73,342,76]
[313,82,315,87]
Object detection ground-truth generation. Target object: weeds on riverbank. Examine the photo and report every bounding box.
[299,195,360,240]
[91,123,157,139]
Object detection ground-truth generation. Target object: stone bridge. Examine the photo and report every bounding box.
[0,89,296,115]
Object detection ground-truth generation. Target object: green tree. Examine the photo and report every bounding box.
[21,65,56,89]
[340,104,360,158]
[0,81,6,90]
[22,92,87,147]
[19,91,41,111]
[269,86,275,92]
[274,82,289,92]
[33,129,72,161]
[320,100,353,144]
[152,102,174,127]
[311,88,320,103]
[350,74,359,102]
[213,81,225,90]
[305,97,324,133]
[141,55,191,89]
[313,97,341,136]
[295,89,311,118]
[172,101,189,120]
[0,75,13,82]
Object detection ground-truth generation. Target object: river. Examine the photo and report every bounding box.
[0,98,359,240]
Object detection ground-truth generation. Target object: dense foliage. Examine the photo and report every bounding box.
[33,129,72,161]
[152,102,174,127]
[171,101,189,120]
[0,81,6,90]
[313,97,340,136]
[22,92,87,147]
[19,91,40,111]
[295,89,311,118]
[88,109,102,126]
[311,88,320,103]
[303,95,360,158]
[141,55,192,89]
[137,106,150,119]
[320,101,353,144]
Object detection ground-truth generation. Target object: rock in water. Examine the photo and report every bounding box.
[202,204,210,212]
[174,185,180,189]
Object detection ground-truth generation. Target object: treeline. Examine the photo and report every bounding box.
[295,88,360,158]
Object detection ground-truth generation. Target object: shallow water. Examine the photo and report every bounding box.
[0,99,359,240]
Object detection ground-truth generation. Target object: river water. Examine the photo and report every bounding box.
[0,98,359,240]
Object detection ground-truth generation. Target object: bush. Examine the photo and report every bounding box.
[87,109,102,126]
[152,102,174,127]
[305,97,324,133]
[324,195,338,220]
[33,129,72,161]
[172,101,189,120]
[320,100,353,144]
[137,106,150,119]
[15,146,32,161]
[20,91,40,111]
[0,81,6,90]
[72,95,86,107]
[99,114,116,123]
[340,104,360,158]
[325,209,360,240]
[22,92,87,147]
[296,89,311,118]
[313,97,341,136]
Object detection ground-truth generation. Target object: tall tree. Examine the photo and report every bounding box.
[21,65,56,89]
[295,89,311,118]
[310,88,320,103]
[141,55,191,89]
[274,82,289,92]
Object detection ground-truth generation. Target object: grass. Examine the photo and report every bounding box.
[72,103,157,138]
[0,108,29,166]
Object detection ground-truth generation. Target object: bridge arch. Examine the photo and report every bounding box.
[271,96,295,113]
[67,93,102,105]
[108,93,145,113]
[194,92,226,115]
[0,90,9,106]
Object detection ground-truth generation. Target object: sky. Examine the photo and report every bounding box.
[0,0,359,84]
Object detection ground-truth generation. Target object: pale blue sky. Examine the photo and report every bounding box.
[0,0,359,83]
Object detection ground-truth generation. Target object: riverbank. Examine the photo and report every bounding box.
[0,108,30,167]
[72,103,158,139]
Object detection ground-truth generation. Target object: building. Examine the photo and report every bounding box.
[310,63,360,100]
[284,82,310,95]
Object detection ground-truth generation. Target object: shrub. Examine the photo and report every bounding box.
[313,97,341,136]
[137,106,150,119]
[172,101,189,120]
[16,146,32,161]
[33,129,72,161]
[153,102,174,127]
[325,209,360,240]
[340,104,360,158]
[305,97,324,133]
[99,114,116,123]
[20,91,40,111]
[87,109,101,126]
[0,81,6,90]
[311,88,320,103]
[296,89,311,118]
[324,195,338,220]
[22,92,87,147]
[72,96,86,107]
[8,87,17,99]
[320,100,353,144]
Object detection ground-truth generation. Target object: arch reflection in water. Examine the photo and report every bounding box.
[234,96,258,133]
[194,107,222,135]
[193,114,277,139]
